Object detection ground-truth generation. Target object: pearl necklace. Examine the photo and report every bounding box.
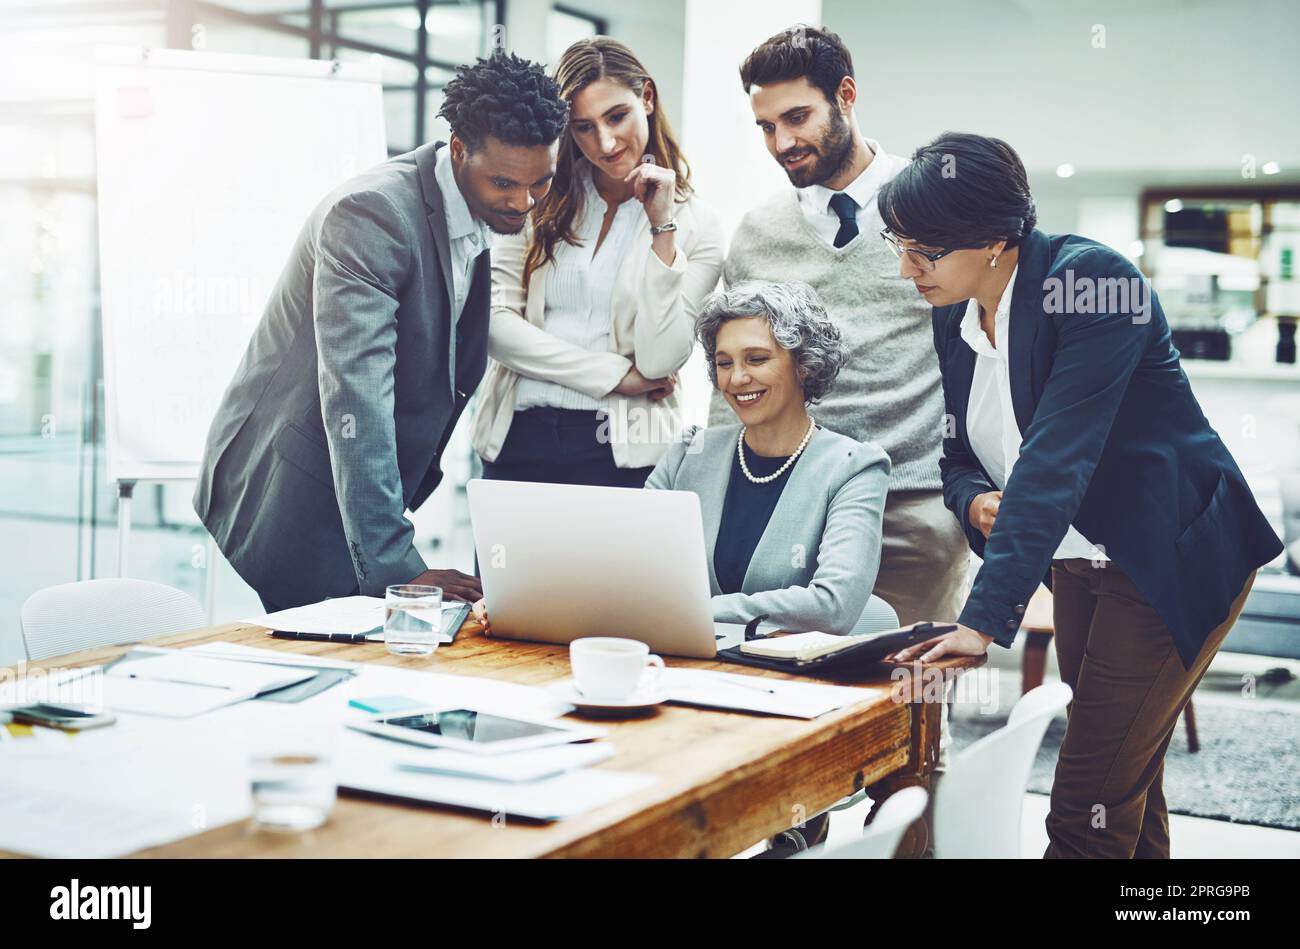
[738,416,816,484]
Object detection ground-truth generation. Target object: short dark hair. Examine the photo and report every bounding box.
[437,52,568,151]
[877,132,1038,250]
[739,25,854,107]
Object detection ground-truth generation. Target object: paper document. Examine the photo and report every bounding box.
[181,642,575,722]
[662,668,881,719]
[184,641,359,670]
[247,595,385,634]
[0,725,251,858]
[338,731,650,821]
[247,595,469,641]
[101,677,247,718]
[740,631,858,661]
[99,651,315,717]
[108,652,314,694]
[395,741,613,782]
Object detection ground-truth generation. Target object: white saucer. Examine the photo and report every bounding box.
[551,679,668,713]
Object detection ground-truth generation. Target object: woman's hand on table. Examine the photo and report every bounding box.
[471,598,492,635]
[885,623,993,664]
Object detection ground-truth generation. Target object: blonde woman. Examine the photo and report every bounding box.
[473,37,725,487]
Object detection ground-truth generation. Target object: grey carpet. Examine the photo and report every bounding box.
[948,702,1300,831]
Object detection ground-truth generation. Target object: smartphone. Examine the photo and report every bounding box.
[7,703,116,731]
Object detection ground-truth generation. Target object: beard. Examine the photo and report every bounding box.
[486,213,528,235]
[777,110,855,188]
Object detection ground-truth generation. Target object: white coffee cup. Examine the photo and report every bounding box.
[570,637,664,702]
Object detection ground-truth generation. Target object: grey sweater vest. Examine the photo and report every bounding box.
[710,190,945,491]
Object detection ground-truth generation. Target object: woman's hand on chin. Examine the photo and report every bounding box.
[885,623,993,663]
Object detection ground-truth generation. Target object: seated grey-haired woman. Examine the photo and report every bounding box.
[646,280,892,635]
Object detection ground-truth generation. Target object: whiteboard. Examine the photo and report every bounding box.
[94,46,387,483]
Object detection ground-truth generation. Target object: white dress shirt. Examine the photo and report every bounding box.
[795,138,896,248]
[433,144,494,323]
[961,265,1108,562]
[515,164,643,412]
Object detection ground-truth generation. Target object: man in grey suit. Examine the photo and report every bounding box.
[194,54,568,611]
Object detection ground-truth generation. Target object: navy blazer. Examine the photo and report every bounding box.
[934,229,1282,668]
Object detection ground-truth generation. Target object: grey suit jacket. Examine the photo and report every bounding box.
[645,423,891,635]
[193,141,488,608]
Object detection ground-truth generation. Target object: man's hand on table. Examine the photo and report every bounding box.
[409,568,482,602]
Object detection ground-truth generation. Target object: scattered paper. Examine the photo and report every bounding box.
[108,652,314,694]
[0,725,251,858]
[662,668,882,719]
[246,595,386,635]
[338,730,650,821]
[246,596,468,641]
[180,642,575,723]
[394,741,613,783]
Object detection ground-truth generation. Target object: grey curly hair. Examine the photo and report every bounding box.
[695,281,846,404]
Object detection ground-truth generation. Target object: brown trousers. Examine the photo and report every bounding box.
[1044,558,1255,858]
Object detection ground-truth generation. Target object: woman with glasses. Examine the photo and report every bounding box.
[473,38,725,489]
[877,132,1282,859]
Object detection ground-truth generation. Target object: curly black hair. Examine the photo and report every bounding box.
[437,52,568,151]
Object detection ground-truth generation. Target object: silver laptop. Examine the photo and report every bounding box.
[467,479,746,658]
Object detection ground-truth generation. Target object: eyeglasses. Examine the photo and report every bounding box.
[879,228,956,273]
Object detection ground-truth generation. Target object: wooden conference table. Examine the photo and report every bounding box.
[4,619,985,859]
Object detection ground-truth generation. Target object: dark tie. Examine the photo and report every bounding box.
[828,192,859,248]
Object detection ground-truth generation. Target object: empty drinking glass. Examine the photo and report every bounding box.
[384,584,443,657]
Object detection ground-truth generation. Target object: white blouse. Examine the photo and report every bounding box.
[961,265,1108,562]
[514,166,643,412]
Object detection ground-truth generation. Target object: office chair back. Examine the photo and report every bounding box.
[933,681,1072,859]
[20,578,207,661]
[798,786,929,860]
[850,594,900,636]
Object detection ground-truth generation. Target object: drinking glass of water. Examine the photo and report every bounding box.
[249,722,336,833]
[384,584,443,657]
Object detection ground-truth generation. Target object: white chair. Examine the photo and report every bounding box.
[19,579,207,661]
[797,786,929,860]
[933,681,1073,859]
[849,594,900,636]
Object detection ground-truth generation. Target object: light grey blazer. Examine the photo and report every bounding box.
[645,423,891,635]
[193,141,488,609]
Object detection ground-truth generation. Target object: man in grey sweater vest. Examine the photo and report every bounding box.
[710,26,968,628]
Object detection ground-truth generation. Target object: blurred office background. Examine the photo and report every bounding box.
[3,0,1300,669]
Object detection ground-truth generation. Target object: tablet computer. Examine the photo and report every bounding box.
[347,707,606,755]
